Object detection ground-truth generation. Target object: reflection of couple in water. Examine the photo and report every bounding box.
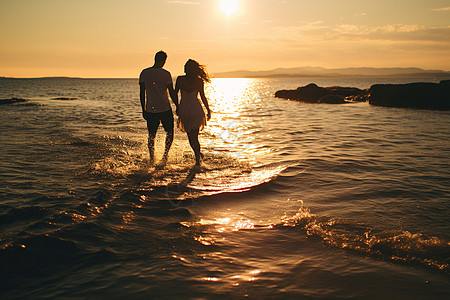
[139,51,211,168]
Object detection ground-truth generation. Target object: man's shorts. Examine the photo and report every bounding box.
[144,110,174,134]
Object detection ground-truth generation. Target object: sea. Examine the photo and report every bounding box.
[1,76,449,299]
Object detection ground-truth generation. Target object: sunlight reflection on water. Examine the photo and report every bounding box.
[203,78,271,163]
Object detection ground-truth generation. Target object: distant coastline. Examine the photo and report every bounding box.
[226,72,450,79]
[2,67,450,80]
[213,67,450,79]
[0,76,134,80]
[0,76,82,80]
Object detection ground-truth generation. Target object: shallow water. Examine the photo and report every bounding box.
[1,77,449,299]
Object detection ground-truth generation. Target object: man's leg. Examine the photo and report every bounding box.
[162,129,174,163]
[148,132,156,164]
[160,110,175,163]
[146,112,159,165]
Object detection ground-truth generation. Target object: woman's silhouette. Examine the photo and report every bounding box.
[175,59,212,167]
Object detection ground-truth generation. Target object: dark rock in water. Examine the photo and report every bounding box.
[275,83,327,103]
[368,80,450,110]
[318,94,347,104]
[0,98,28,105]
[275,81,450,109]
[275,83,364,104]
[51,97,78,100]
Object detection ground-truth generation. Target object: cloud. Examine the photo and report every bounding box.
[334,24,450,43]
[168,1,200,4]
[433,7,450,11]
[266,22,450,44]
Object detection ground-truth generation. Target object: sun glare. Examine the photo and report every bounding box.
[220,0,239,17]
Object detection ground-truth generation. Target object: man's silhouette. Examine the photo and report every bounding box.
[139,51,178,165]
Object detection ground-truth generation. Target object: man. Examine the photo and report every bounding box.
[139,51,178,165]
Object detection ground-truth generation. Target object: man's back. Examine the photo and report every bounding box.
[139,67,173,113]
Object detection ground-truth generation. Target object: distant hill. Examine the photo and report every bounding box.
[0,76,82,79]
[213,67,450,79]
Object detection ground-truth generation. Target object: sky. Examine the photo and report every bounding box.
[1,0,449,78]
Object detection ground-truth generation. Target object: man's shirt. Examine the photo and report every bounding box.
[139,67,173,113]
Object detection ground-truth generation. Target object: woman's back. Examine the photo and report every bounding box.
[178,76,202,93]
[177,76,206,133]
[175,58,211,166]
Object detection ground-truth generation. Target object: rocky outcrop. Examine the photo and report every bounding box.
[275,83,364,104]
[318,94,346,104]
[51,97,78,100]
[275,80,450,109]
[368,80,450,110]
[0,98,28,105]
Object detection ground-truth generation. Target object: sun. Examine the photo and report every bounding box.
[220,0,239,18]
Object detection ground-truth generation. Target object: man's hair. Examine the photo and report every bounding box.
[155,51,167,63]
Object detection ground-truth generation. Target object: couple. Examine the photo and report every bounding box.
[139,51,211,167]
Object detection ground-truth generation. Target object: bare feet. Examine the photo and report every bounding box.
[193,162,201,171]
[148,157,155,167]
[156,158,167,170]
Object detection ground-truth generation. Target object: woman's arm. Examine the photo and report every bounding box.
[175,76,181,94]
[174,77,181,115]
[199,80,211,120]
[168,82,178,108]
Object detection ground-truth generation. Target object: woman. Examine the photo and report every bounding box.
[175,59,212,166]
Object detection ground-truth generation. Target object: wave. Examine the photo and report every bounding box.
[277,202,450,273]
[78,131,290,201]
[187,164,287,194]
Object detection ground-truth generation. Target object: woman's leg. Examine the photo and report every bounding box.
[187,128,201,165]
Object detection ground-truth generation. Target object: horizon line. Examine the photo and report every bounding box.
[2,66,450,79]
[2,74,450,80]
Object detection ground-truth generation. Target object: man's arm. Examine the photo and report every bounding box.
[139,82,146,119]
[167,83,178,108]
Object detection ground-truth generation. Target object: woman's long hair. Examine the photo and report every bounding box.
[185,59,211,83]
